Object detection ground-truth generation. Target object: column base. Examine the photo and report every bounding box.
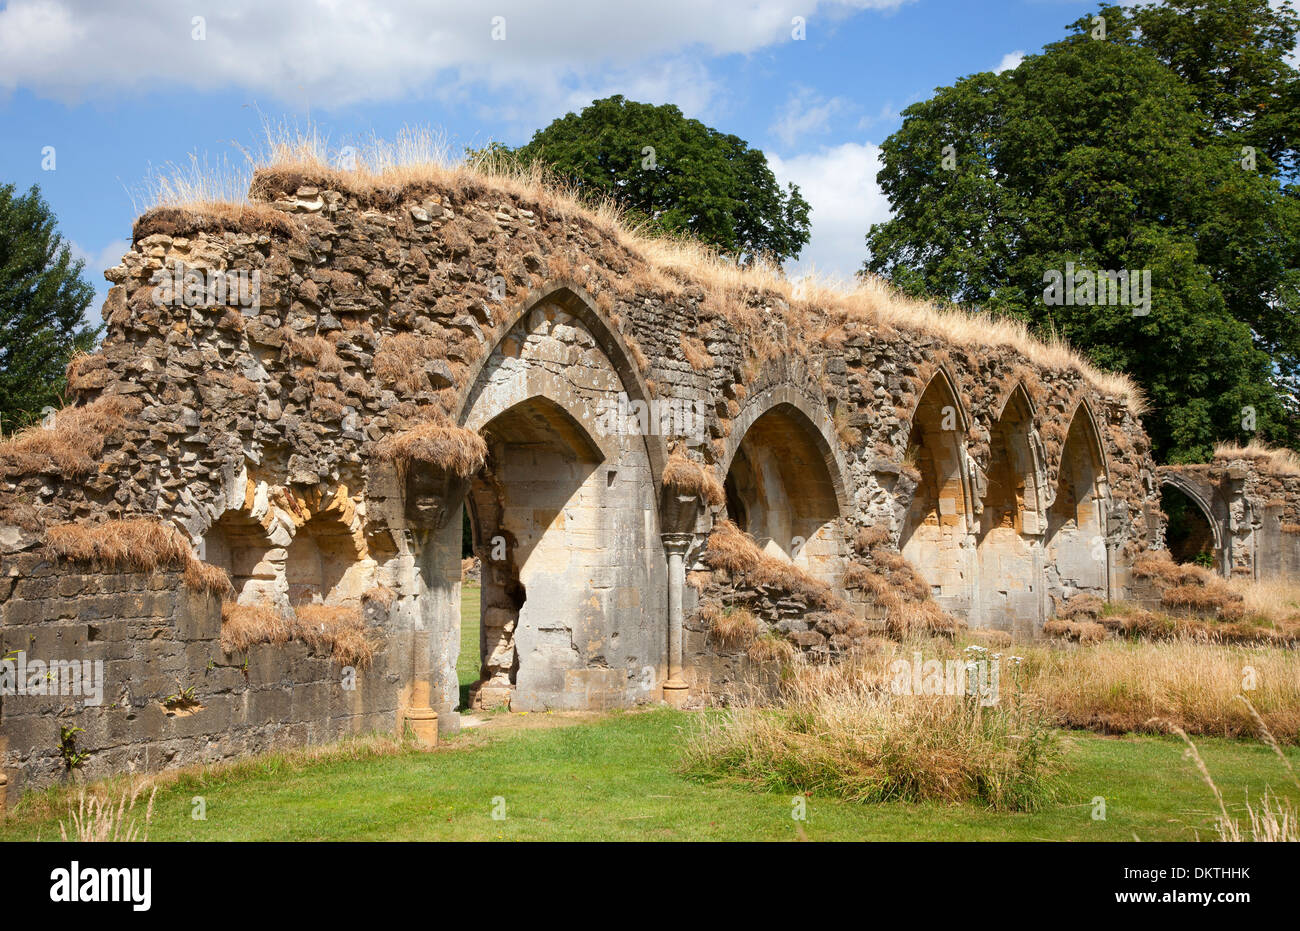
[661,679,690,709]
[402,708,439,748]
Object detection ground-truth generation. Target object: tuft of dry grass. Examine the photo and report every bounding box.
[46,519,232,597]
[1170,722,1299,842]
[1213,441,1300,477]
[58,785,157,842]
[220,602,291,652]
[747,634,797,665]
[662,451,725,507]
[294,604,375,667]
[682,654,1063,810]
[361,584,398,608]
[701,603,761,648]
[0,395,142,480]
[679,334,714,371]
[1133,551,1245,620]
[374,332,446,394]
[702,520,844,612]
[221,602,375,667]
[375,417,487,479]
[1013,637,1300,741]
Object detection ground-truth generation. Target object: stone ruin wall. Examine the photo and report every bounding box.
[1160,454,1300,580]
[0,166,1166,802]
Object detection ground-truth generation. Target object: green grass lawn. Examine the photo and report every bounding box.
[458,582,480,707]
[4,709,1297,841]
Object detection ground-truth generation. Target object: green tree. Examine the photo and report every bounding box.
[515,95,811,263]
[864,1,1300,462]
[0,183,99,433]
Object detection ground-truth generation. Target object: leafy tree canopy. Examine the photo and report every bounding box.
[864,0,1300,463]
[511,95,811,263]
[0,183,99,433]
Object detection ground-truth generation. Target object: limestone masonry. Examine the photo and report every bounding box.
[1,164,1289,804]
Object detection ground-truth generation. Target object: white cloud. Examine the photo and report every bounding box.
[0,0,913,109]
[69,238,131,306]
[768,142,891,279]
[770,89,850,147]
[994,50,1025,74]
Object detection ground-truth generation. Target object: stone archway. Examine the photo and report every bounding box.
[899,368,975,616]
[463,395,605,710]
[974,384,1047,634]
[434,289,667,713]
[1159,473,1226,574]
[1046,403,1111,603]
[722,399,849,588]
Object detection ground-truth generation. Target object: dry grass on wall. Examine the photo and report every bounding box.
[374,418,487,479]
[1132,551,1246,620]
[0,395,142,480]
[1213,441,1300,477]
[698,602,761,648]
[137,123,1144,416]
[220,602,375,667]
[842,529,962,638]
[702,520,844,613]
[662,451,725,508]
[679,334,714,371]
[45,519,232,598]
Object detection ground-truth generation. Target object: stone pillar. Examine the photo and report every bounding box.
[403,679,439,748]
[661,533,693,708]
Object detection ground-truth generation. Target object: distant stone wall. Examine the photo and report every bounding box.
[1160,452,1300,579]
[0,555,399,806]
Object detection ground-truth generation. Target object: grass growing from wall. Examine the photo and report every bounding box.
[2,710,1297,841]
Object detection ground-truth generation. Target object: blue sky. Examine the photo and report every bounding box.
[0,0,1107,308]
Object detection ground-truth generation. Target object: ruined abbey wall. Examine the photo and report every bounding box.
[0,165,1165,802]
[1160,451,1300,580]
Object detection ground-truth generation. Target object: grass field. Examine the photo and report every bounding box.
[4,709,1297,841]
[458,582,480,707]
[7,582,1295,842]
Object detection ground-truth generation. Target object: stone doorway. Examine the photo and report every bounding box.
[462,395,603,710]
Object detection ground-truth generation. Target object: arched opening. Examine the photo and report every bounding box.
[203,511,276,605]
[722,402,845,585]
[437,291,666,715]
[1046,406,1110,603]
[284,510,370,606]
[900,371,975,615]
[975,387,1045,633]
[462,395,604,710]
[1161,483,1218,569]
